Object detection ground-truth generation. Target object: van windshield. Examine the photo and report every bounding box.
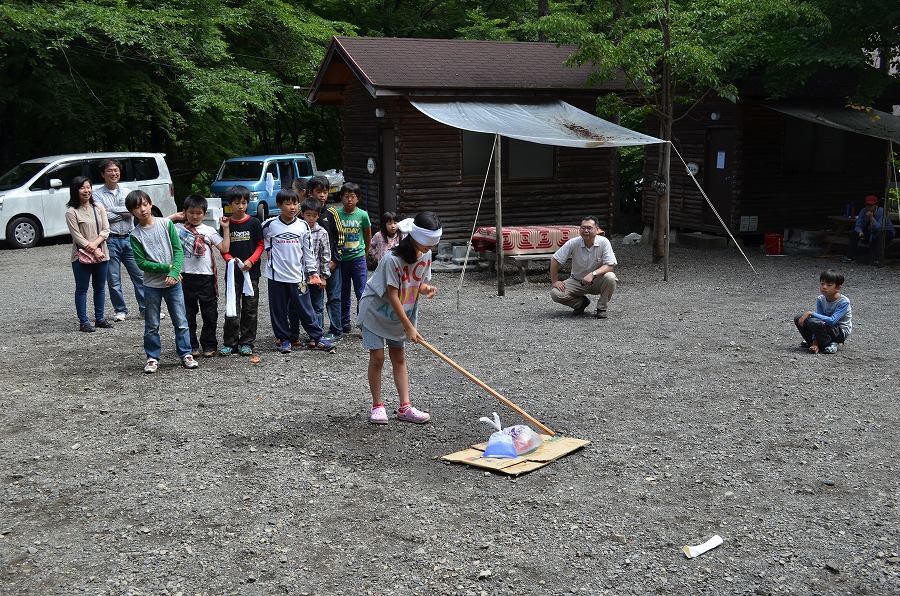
[0,162,49,191]
[218,161,264,182]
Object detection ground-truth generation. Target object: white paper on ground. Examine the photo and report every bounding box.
[682,534,723,558]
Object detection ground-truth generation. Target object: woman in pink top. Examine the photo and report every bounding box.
[65,176,112,332]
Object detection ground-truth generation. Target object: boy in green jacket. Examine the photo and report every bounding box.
[126,190,198,373]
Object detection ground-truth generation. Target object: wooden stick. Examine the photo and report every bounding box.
[418,338,555,436]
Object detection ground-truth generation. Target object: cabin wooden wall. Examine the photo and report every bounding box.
[338,80,617,243]
[642,102,742,233]
[338,78,382,216]
[642,101,888,236]
[738,103,886,232]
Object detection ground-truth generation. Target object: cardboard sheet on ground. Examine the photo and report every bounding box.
[442,434,590,475]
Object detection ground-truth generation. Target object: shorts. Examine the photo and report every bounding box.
[361,324,405,350]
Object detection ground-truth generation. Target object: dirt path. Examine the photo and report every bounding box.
[1,242,897,595]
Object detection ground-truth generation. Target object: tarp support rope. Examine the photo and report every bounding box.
[670,142,757,275]
[455,136,497,312]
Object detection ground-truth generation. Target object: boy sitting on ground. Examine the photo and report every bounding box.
[793,269,852,354]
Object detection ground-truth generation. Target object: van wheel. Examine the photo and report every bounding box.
[6,216,40,249]
[257,202,268,222]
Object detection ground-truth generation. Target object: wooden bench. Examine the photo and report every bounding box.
[481,251,557,283]
[822,214,900,256]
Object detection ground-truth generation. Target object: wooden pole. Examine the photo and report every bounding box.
[418,339,555,436]
[495,133,505,296]
[878,140,893,266]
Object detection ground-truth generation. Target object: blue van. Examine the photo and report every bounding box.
[210,154,318,220]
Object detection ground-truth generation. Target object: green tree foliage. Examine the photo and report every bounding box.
[311,0,542,40]
[0,0,350,194]
[535,0,898,260]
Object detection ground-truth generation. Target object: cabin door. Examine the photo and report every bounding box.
[704,128,735,227]
[380,128,397,214]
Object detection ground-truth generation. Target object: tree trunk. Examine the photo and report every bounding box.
[653,0,673,283]
[538,0,549,42]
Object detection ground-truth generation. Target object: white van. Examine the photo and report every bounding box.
[0,152,176,249]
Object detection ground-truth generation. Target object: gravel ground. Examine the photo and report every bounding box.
[0,239,898,596]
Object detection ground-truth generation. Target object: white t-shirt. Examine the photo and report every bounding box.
[357,251,432,342]
[553,236,617,279]
[175,223,223,275]
[262,215,317,283]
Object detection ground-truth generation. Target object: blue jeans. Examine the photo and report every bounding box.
[325,265,342,337]
[106,236,145,314]
[309,283,326,332]
[143,283,192,360]
[340,256,368,329]
[72,260,109,325]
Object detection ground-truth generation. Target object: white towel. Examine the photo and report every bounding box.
[225,258,254,317]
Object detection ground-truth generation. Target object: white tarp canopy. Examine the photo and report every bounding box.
[765,105,900,144]
[410,99,665,148]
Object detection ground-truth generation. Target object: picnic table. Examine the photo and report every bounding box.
[820,214,900,257]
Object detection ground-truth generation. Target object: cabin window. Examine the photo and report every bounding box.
[462,131,495,177]
[462,131,555,179]
[783,119,846,174]
[508,138,553,179]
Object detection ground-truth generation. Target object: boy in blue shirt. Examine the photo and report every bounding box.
[794,269,852,354]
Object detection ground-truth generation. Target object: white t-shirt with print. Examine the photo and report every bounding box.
[357,251,432,342]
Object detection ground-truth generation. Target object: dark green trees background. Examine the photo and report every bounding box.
[1,0,896,198]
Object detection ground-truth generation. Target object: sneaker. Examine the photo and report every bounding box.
[182,354,199,369]
[291,338,306,347]
[594,309,608,319]
[841,256,854,262]
[144,358,159,374]
[191,348,201,357]
[113,312,126,322]
[369,404,388,425]
[239,345,253,357]
[323,332,342,343]
[79,322,95,333]
[218,346,234,356]
[314,337,336,353]
[249,354,261,364]
[94,319,113,329]
[799,340,810,350]
[573,296,590,315]
[342,324,352,334]
[202,349,216,358]
[823,342,839,354]
[280,340,292,354]
[397,405,430,424]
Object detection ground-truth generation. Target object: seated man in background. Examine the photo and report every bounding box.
[844,194,895,265]
[550,216,618,319]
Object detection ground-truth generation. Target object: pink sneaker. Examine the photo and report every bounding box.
[369,405,388,425]
[397,405,430,424]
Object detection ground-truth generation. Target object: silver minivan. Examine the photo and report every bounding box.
[0,152,176,249]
